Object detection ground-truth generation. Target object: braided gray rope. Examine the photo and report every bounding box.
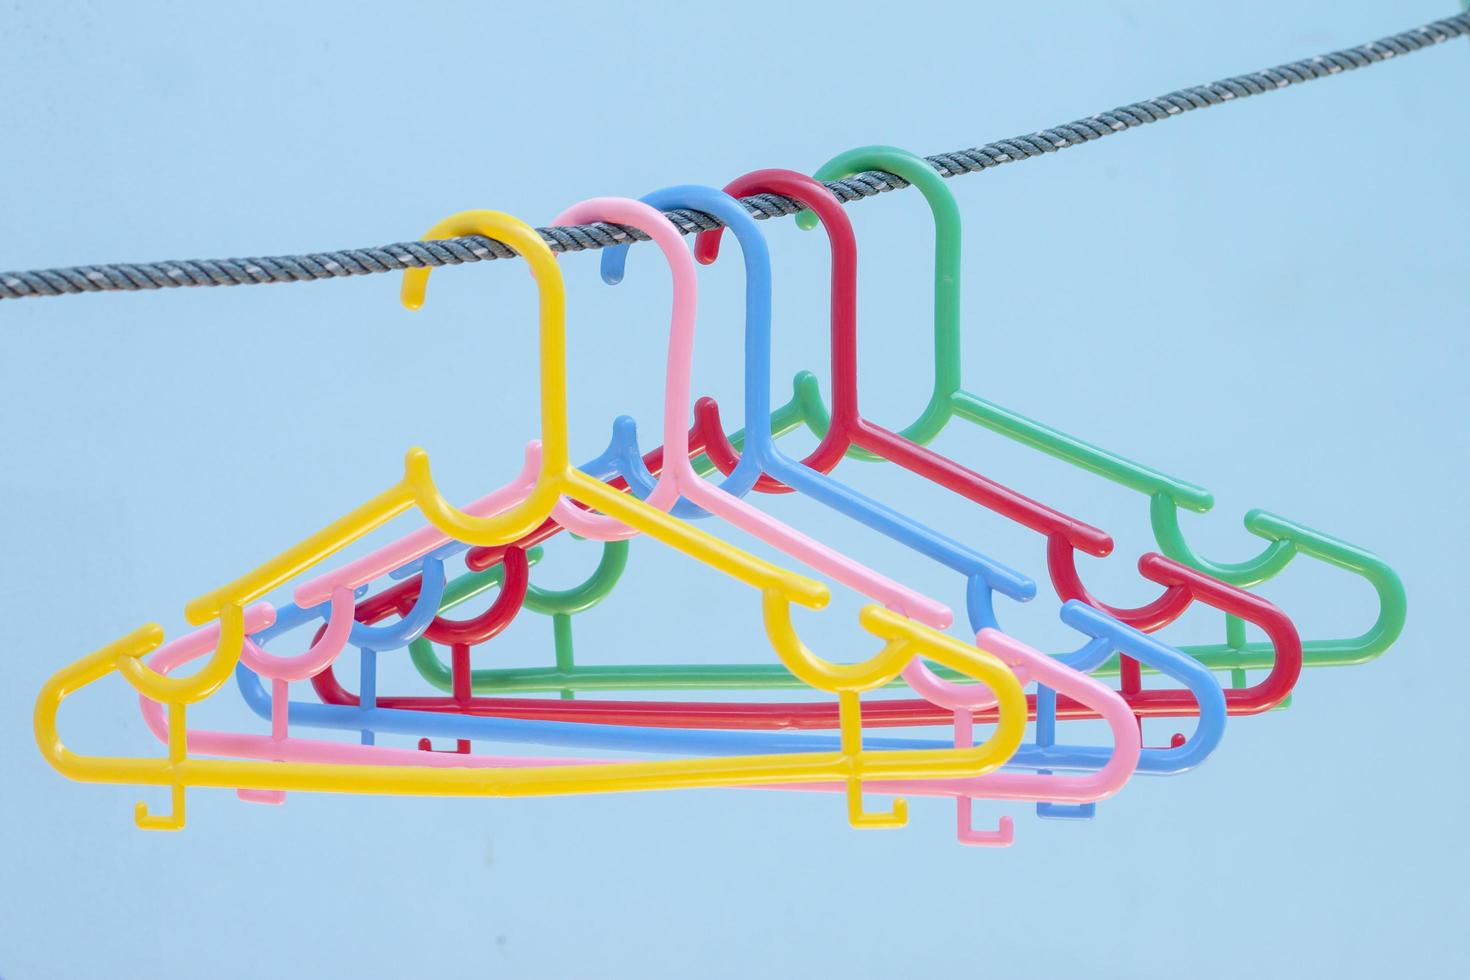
[3,11,1467,302]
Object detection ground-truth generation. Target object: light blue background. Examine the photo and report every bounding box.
[1,2,1466,977]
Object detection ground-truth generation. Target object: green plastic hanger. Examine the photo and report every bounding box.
[402,148,1402,698]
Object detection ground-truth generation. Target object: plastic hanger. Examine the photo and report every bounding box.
[37,202,1046,834]
[763,145,1404,675]
[36,205,1028,830]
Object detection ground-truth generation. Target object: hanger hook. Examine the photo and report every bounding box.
[800,146,964,448]
[690,169,863,480]
[598,185,774,507]
[397,210,572,546]
[956,801,1016,847]
[546,195,713,537]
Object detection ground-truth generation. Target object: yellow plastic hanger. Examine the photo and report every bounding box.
[35,208,1026,831]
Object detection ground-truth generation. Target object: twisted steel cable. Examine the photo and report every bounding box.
[3,11,1466,302]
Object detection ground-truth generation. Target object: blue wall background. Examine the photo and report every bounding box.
[1,2,1466,977]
